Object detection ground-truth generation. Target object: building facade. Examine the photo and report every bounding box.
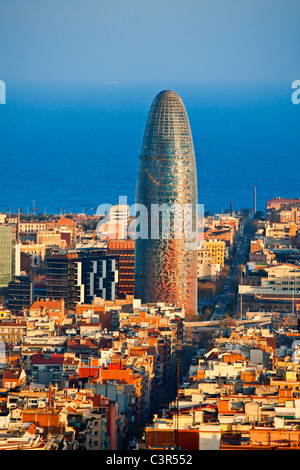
[203,239,226,267]
[107,239,135,297]
[0,225,17,287]
[19,221,47,234]
[134,90,198,320]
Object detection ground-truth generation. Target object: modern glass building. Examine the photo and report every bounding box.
[134,90,198,320]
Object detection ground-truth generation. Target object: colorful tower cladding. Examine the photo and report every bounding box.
[134,90,198,320]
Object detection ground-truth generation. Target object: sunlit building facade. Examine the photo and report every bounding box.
[0,225,17,287]
[134,90,198,320]
[107,239,135,297]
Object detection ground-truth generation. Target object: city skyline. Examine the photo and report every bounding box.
[0,0,299,455]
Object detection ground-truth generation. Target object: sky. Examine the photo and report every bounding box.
[0,0,299,83]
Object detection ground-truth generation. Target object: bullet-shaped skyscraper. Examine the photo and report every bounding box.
[134,90,198,320]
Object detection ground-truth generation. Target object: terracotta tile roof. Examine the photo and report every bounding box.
[30,299,64,310]
[66,338,99,349]
[3,369,22,380]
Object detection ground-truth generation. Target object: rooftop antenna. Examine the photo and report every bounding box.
[254,185,257,215]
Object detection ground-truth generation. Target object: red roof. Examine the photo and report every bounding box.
[3,369,23,380]
[79,367,101,378]
[31,353,64,365]
[30,299,64,310]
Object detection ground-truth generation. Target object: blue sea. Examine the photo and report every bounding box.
[0,79,299,215]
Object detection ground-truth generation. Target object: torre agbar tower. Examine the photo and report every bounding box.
[134,90,198,321]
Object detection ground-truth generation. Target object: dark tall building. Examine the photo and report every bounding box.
[134,90,198,320]
[46,250,119,310]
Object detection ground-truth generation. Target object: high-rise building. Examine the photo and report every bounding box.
[46,249,119,310]
[134,90,198,320]
[107,239,135,297]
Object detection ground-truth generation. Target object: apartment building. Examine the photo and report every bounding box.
[29,299,65,327]
[2,369,27,389]
[46,217,76,242]
[107,239,135,296]
[0,318,27,344]
[97,204,129,240]
[205,227,234,248]
[19,221,46,234]
[36,230,67,249]
[30,352,80,388]
[202,239,226,267]
[8,276,34,313]
[197,244,220,280]
[239,264,300,298]
[46,249,119,309]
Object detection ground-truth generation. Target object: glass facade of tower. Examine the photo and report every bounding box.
[134,90,198,320]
